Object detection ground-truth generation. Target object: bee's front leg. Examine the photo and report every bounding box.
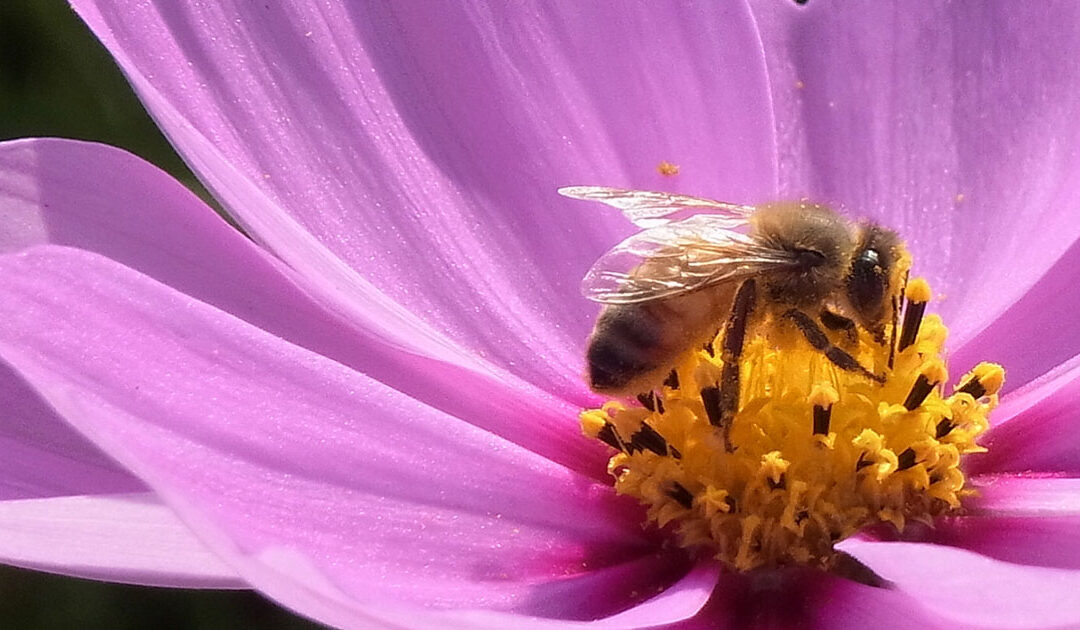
[818,309,858,345]
[783,309,884,383]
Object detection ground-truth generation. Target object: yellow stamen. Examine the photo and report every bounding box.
[581,277,1002,572]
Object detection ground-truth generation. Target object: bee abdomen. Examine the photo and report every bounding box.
[587,304,664,392]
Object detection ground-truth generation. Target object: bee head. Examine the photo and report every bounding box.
[846,223,904,331]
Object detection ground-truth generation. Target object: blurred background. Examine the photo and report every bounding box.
[0,2,318,627]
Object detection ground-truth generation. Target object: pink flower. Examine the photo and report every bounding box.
[2,1,1080,627]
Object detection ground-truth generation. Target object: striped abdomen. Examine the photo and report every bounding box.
[586,285,733,394]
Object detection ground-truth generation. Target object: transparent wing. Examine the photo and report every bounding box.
[558,186,756,228]
[582,215,797,304]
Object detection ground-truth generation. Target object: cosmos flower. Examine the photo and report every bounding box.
[2,1,1080,628]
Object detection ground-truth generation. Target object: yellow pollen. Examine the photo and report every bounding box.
[906,277,933,303]
[809,383,839,408]
[581,278,1003,572]
[656,161,680,177]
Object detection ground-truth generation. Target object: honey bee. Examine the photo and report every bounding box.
[561,186,907,431]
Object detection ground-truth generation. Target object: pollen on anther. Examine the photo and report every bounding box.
[896,448,917,471]
[666,482,694,509]
[903,359,946,410]
[899,278,932,351]
[957,363,1005,399]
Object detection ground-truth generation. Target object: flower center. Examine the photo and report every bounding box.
[581,278,1003,572]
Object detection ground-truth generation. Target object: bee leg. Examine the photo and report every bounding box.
[783,309,885,383]
[701,279,757,451]
[819,309,858,344]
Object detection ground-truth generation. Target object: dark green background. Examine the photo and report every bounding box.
[1,1,319,627]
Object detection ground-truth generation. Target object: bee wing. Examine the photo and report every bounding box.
[558,186,755,228]
[582,215,797,304]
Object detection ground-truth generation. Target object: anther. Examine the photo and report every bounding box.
[701,384,735,452]
[935,418,954,439]
[903,360,946,410]
[629,422,671,457]
[812,406,829,436]
[957,363,1005,399]
[958,379,985,399]
[666,482,695,509]
[596,422,625,452]
[663,369,680,390]
[761,451,790,488]
[637,392,655,412]
[810,385,839,435]
[904,377,934,410]
[898,278,931,351]
[701,386,723,427]
[888,295,900,369]
[896,448,917,471]
[636,391,664,414]
[813,406,832,435]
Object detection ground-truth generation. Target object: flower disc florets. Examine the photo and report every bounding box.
[582,278,1003,572]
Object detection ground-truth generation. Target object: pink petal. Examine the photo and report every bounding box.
[796,576,948,630]
[753,2,1080,345]
[842,539,1080,628]
[952,238,1080,394]
[967,354,1080,475]
[920,477,1080,570]
[670,566,945,630]
[0,137,600,478]
[0,493,242,587]
[258,560,718,630]
[970,476,1080,517]
[206,551,713,630]
[0,245,693,625]
[71,1,778,400]
[589,561,718,628]
[0,362,143,500]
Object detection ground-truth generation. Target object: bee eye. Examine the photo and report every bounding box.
[848,248,886,318]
